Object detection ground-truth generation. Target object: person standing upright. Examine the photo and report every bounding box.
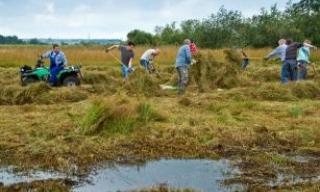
[297,40,317,80]
[176,39,192,95]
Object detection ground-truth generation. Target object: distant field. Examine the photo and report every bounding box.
[1,45,320,191]
[0,45,270,67]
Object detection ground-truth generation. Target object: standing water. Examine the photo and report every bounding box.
[73,159,241,192]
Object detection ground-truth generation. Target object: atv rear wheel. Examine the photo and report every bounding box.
[62,76,80,87]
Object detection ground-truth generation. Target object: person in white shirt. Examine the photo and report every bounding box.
[140,48,161,72]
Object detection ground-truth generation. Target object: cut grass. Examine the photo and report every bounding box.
[1,46,320,191]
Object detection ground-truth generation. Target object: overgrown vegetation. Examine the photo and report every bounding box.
[127,0,320,48]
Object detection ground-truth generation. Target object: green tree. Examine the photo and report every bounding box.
[127,29,155,45]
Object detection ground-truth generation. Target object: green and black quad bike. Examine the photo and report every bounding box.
[20,58,82,87]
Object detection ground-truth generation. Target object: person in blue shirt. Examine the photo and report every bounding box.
[297,40,317,80]
[41,44,68,86]
[264,39,288,83]
[176,39,192,95]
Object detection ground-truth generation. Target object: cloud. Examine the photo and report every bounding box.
[0,0,300,39]
[46,2,55,14]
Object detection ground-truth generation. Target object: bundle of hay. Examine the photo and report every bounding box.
[124,68,164,97]
[190,50,243,90]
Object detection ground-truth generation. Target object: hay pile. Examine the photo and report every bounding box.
[189,50,243,90]
[216,81,320,101]
[0,83,88,105]
[124,68,164,97]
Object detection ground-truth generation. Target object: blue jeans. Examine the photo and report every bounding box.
[281,59,298,84]
[176,66,189,95]
[298,60,308,80]
[140,59,149,71]
[121,64,133,79]
[241,59,250,70]
[50,65,64,86]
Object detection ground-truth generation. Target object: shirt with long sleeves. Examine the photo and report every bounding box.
[176,45,192,68]
[42,51,68,68]
[266,44,288,61]
[297,47,310,63]
[285,43,303,60]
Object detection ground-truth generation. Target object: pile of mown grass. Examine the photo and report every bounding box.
[124,68,165,97]
[249,66,281,82]
[78,97,166,135]
[82,69,119,85]
[81,70,120,95]
[215,81,320,101]
[0,83,88,105]
[189,50,244,90]
[0,67,20,86]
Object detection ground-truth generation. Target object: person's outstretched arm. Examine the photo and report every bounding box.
[106,45,120,52]
[304,42,317,49]
[41,51,51,59]
[265,47,280,60]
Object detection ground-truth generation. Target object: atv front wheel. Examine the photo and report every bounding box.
[21,77,38,86]
[62,76,80,87]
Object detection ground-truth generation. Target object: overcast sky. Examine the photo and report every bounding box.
[0,0,298,39]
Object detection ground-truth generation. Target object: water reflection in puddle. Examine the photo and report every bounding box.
[0,167,69,186]
[73,159,241,192]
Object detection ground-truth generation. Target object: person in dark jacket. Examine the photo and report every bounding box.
[282,39,315,84]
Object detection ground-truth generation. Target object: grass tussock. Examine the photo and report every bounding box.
[79,97,165,135]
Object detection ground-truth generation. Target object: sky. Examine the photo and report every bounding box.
[0,0,299,39]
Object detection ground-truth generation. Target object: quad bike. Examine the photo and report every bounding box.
[20,58,82,87]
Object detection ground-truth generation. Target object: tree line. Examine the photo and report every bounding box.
[127,0,320,48]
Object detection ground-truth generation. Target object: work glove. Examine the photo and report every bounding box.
[128,67,134,73]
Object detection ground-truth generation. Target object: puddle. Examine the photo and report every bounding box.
[0,166,72,186]
[73,159,242,192]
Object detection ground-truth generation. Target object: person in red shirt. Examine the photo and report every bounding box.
[190,39,198,56]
